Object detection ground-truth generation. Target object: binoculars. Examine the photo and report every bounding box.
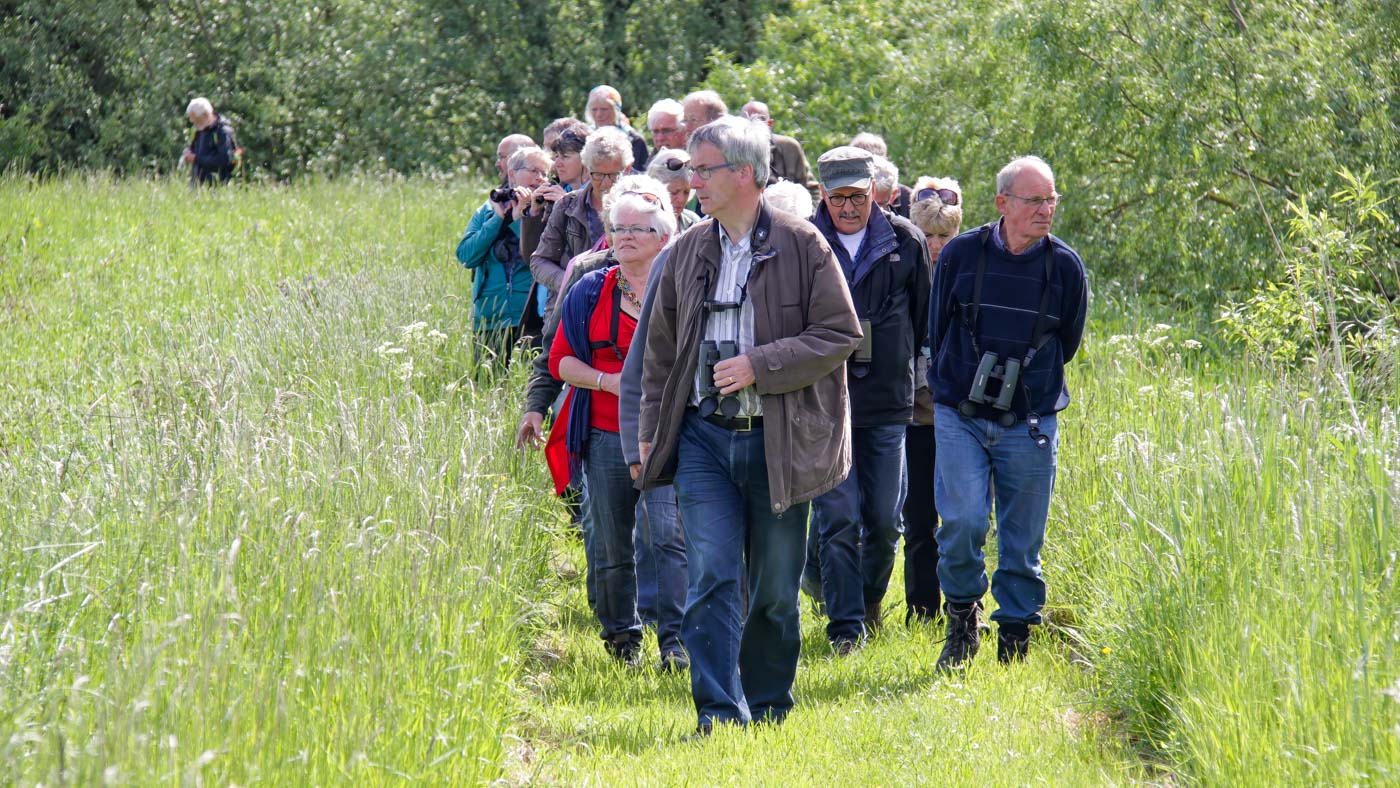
[698,339,741,417]
[959,351,1020,425]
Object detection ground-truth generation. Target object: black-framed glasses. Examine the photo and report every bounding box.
[916,187,960,206]
[826,192,870,208]
[590,170,623,184]
[664,157,690,173]
[1005,192,1061,209]
[691,162,737,181]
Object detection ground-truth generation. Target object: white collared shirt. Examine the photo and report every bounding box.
[691,227,762,416]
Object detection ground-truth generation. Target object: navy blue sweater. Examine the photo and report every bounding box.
[928,221,1087,419]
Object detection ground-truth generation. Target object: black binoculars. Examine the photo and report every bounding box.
[959,351,1020,426]
[698,339,741,417]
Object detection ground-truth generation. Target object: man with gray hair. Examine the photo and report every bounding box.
[742,100,819,202]
[927,155,1087,670]
[681,90,728,140]
[646,99,688,154]
[494,133,535,183]
[635,115,861,734]
[183,97,239,185]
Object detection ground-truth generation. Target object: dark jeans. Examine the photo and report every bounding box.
[634,486,687,654]
[582,430,686,656]
[810,424,907,642]
[674,412,808,728]
[902,423,941,619]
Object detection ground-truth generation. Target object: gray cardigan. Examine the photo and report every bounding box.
[619,246,671,467]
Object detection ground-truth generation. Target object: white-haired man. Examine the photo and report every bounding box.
[636,115,861,735]
[928,155,1088,670]
[183,97,239,185]
[646,99,688,154]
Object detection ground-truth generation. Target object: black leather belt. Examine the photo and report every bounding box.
[702,412,763,432]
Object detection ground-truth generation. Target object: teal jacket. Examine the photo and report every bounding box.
[455,201,534,332]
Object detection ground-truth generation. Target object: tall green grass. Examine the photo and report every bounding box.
[0,176,555,783]
[1056,300,1400,784]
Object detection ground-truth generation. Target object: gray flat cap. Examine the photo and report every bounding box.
[817,146,875,190]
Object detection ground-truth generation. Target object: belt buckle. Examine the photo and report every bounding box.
[734,414,753,432]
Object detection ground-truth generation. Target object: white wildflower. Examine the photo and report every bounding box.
[1183,339,1203,350]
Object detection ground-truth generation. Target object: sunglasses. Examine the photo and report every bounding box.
[622,189,665,207]
[664,157,690,172]
[916,187,960,206]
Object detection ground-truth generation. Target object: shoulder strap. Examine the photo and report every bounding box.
[588,269,627,359]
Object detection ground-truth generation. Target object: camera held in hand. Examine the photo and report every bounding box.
[698,339,741,418]
[959,351,1020,426]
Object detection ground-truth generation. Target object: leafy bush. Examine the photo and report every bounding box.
[1219,169,1399,393]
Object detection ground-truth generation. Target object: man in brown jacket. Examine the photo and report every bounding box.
[636,115,862,734]
[743,101,820,204]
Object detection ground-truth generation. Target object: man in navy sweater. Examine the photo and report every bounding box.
[927,155,1087,669]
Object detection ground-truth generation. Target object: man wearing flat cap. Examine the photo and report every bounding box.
[803,145,931,654]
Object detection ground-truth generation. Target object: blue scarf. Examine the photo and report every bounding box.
[559,266,614,482]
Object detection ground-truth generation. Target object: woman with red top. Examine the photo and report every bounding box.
[549,187,685,668]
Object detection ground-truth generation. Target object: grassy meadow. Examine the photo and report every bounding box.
[1,176,1396,785]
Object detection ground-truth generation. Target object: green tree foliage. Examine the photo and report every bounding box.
[0,0,778,178]
[1219,169,1399,392]
[703,0,1399,300]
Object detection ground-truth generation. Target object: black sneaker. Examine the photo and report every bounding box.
[997,622,1031,664]
[831,637,859,657]
[681,722,714,742]
[935,601,982,673]
[658,650,690,673]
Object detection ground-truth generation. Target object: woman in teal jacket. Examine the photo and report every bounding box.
[456,146,552,364]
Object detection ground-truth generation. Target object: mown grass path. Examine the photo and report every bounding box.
[3,179,1394,785]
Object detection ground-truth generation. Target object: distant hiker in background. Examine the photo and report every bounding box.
[183,97,240,185]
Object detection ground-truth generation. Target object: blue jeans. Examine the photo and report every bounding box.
[674,412,809,728]
[933,404,1058,624]
[635,486,687,655]
[810,424,907,642]
[583,430,687,656]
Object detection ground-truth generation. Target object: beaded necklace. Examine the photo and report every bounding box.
[617,270,643,311]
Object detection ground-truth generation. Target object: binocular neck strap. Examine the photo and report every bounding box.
[968,226,1056,365]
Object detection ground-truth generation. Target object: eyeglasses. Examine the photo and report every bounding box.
[1004,192,1061,209]
[590,170,623,184]
[915,187,960,206]
[826,192,870,208]
[650,126,681,136]
[513,166,549,178]
[691,162,737,181]
[613,225,659,237]
[663,157,690,173]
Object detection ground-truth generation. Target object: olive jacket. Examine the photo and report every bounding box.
[637,202,862,513]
